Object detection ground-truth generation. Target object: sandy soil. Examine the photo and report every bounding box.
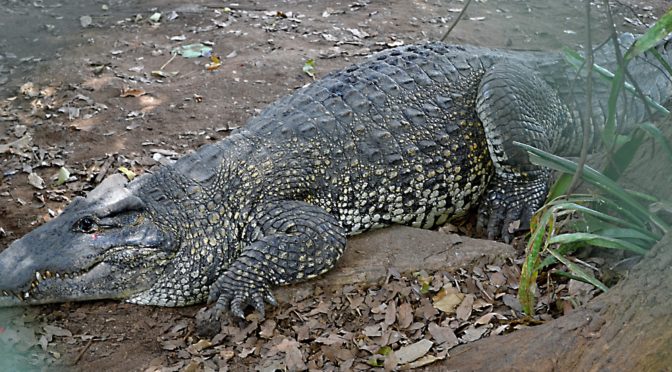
[0,0,668,370]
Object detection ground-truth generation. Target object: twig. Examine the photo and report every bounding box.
[569,0,595,194]
[440,0,473,42]
[160,53,177,71]
[72,338,94,365]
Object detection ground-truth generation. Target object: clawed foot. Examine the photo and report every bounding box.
[207,271,278,320]
[477,173,548,243]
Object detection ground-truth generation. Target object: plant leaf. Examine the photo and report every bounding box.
[624,9,672,60]
[547,247,609,292]
[548,232,649,255]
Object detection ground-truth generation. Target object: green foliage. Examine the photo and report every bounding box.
[516,19,672,315]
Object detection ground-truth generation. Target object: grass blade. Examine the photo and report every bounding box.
[624,8,672,60]
[516,141,669,233]
[547,247,609,292]
[639,122,672,164]
[563,48,669,115]
[548,232,649,254]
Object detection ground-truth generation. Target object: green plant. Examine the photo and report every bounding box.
[516,12,672,316]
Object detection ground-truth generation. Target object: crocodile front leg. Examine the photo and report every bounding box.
[208,201,346,319]
[476,63,570,241]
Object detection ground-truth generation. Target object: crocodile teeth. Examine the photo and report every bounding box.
[35,272,42,282]
[2,291,8,296]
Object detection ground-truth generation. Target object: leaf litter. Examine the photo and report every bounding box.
[37,258,550,370]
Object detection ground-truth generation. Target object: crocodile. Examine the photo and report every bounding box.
[0,35,670,318]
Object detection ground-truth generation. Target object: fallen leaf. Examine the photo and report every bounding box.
[19,82,39,97]
[206,55,222,71]
[432,290,464,314]
[428,323,458,347]
[461,325,488,342]
[493,324,509,335]
[302,59,316,79]
[118,166,136,181]
[172,43,212,58]
[395,339,433,364]
[397,302,413,329]
[259,319,276,339]
[194,339,212,351]
[363,324,382,337]
[456,294,475,320]
[489,272,507,287]
[502,294,522,312]
[385,301,396,326]
[0,134,32,154]
[347,28,370,39]
[475,312,507,325]
[183,360,201,372]
[55,167,70,186]
[148,12,162,23]
[43,325,72,338]
[315,333,347,346]
[220,349,235,361]
[408,354,443,368]
[160,339,185,351]
[276,338,307,371]
[120,87,146,97]
[239,347,255,358]
[28,173,45,190]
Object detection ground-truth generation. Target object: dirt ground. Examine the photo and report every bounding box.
[0,0,669,371]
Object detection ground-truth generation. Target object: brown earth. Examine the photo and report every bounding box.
[0,0,670,371]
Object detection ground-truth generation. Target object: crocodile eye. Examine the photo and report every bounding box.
[74,216,98,233]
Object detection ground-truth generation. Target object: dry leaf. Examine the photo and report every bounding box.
[363,324,382,337]
[206,55,222,71]
[395,339,433,364]
[120,87,147,97]
[385,301,396,326]
[276,338,307,371]
[475,312,507,325]
[0,134,32,154]
[315,333,347,346]
[195,339,213,351]
[259,319,276,339]
[456,294,475,320]
[160,339,185,351]
[239,347,255,358]
[432,290,464,314]
[408,354,443,368]
[489,272,507,287]
[461,325,488,342]
[43,325,72,338]
[427,323,458,347]
[28,172,45,190]
[397,302,413,329]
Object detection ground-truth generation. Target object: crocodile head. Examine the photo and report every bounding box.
[0,174,178,307]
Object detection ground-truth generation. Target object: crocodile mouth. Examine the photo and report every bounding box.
[0,246,172,307]
[0,269,87,306]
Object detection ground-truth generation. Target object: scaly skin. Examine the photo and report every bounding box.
[1,36,670,318]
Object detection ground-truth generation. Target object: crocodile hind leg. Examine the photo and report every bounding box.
[208,201,346,319]
[476,63,569,241]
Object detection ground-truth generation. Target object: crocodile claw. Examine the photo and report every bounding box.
[477,173,548,243]
[208,271,278,320]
